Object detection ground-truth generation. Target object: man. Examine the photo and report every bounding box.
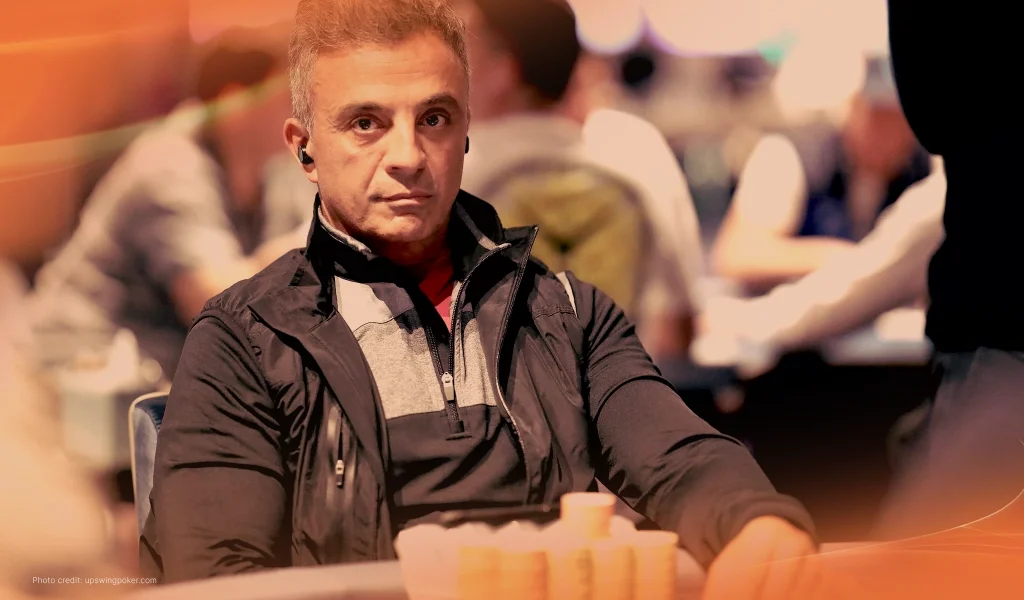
[873,2,1024,537]
[142,1,825,597]
[456,0,704,360]
[29,29,313,380]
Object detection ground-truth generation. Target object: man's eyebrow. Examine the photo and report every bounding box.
[418,93,462,111]
[330,102,386,126]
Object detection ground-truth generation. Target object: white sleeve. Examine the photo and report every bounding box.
[726,133,808,236]
[749,167,946,349]
[582,109,705,314]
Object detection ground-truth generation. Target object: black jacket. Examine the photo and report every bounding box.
[141,193,814,582]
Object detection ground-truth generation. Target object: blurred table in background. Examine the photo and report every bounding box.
[663,307,934,542]
[34,328,166,504]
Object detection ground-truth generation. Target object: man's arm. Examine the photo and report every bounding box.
[147,311,288,582]
[566,272,815,567]
[701,166,945,351]
[712,134,855,291]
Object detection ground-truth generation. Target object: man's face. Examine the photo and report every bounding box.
[300,32,470,247]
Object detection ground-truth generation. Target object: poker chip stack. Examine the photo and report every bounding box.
[544,524,593,600]
[590,536,635,600]
[457,535,500,599]
[396,492,679,600]
[559,492,616,540]
[496,523,548,600]
[630,530,679,600]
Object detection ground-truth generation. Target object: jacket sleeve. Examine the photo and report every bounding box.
[147,309,289,582]
[566,272,816,567]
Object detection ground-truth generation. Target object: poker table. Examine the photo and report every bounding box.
[128,552,702,599]
[127,543,869,600]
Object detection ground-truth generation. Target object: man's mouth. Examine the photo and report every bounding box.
[382,192,432,201]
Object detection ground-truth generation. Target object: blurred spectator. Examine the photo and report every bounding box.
[697,162,945,352]
[712,56,933,295]
[456,0,704,359]
[28,28,315,380]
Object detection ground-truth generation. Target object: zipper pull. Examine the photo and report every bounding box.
[441,372,466,435]
[335,459,345,487]
[442,372,456,402]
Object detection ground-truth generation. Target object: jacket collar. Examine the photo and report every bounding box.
[248,190,537,487]
[304,190,522,289]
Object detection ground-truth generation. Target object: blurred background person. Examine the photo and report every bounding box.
[712,56,933,295]
[455,0,704,360]
[27,26,314,382]
[697,162,944,356]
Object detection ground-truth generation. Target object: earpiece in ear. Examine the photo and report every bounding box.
[298,145,314,165]
[465,137,470,155]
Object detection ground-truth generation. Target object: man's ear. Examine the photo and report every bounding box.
[284,118,317,183]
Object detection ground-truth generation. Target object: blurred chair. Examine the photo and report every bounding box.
[481,160,652,315]
[129,391,167,533]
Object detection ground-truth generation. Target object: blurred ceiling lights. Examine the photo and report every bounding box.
[567,0,646,55]
[569,0,889,59]
[644,0,788,56]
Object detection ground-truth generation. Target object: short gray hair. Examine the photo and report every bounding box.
[289,0,469,130]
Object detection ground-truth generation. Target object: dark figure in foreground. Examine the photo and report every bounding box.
[876,1,1024,537]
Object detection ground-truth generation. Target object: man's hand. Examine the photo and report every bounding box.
[703,516,830,600]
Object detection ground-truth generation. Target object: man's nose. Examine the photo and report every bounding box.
[384,125,427,175]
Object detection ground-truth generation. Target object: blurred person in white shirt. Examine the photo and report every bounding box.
[29,28,314,380]
[455,0,704,360]
[712,56,933,296]
[697,163,945,358]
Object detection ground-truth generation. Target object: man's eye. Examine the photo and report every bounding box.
[354,118,375,131]
[423,113,449,127]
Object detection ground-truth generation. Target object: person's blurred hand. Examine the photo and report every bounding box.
[697,294,798,344]
[697,296,760,341]
[703,516,827,600]
[692,298,780,378]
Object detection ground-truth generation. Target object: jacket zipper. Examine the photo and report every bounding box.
[426,243,515,438]
[328,403,343,487]
[324,400,348,562]
[491,245,533,503]
[420,239,532,496]
[423,322,464,434]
